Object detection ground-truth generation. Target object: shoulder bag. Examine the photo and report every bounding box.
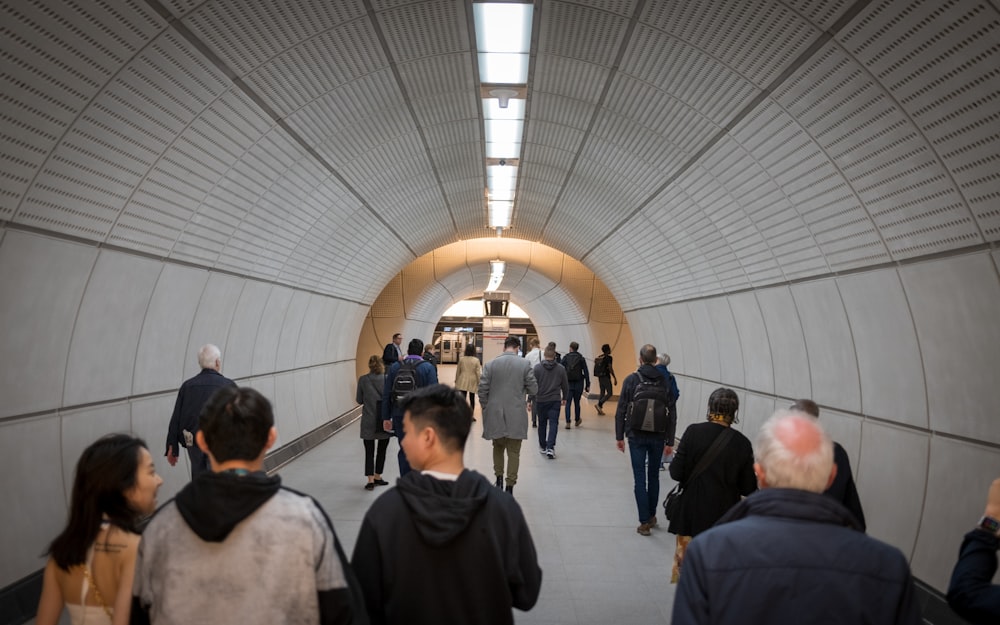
[663,427,735,521]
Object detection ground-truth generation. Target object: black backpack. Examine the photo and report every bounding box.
[563,352,584,381]
[392,359,421,404]
[593,354,609,377]
[626,373,669,433]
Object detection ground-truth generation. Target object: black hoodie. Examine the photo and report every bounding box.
[351,469,542,625]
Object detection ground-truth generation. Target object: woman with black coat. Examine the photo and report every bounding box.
[357,355,391,490]
[667,387,756,582]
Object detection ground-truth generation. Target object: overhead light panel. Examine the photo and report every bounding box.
[475,2,533,238]
[486,259,506,291]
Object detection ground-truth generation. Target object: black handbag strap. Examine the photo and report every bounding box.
[683,426,734,486]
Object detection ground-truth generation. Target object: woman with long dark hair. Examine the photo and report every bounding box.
[357,354,391,490]
[667,388,756,583]
[37,434,162,625]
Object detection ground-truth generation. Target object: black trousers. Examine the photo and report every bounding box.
[363,438,389,476]
[460,390,476,409]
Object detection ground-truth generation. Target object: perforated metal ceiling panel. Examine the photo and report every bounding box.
[3,0,998,317]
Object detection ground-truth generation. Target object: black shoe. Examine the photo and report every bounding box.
[495,476,504,489]
[532,421,537,428]
[373,479,389,486]
[505,484,514,495]
[364,483,375,491]
[575,419,582,427]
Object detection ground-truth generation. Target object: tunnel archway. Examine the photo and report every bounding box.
[356,238,635,380]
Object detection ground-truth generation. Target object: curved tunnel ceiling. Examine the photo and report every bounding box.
[2,0,996,313]
[377,238,614,328]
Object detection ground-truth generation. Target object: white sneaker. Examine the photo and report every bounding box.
[539,448,546,455]
[545,448,555,459]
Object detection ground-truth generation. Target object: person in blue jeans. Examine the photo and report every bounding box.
[561,342,590,428]
[532,346,568,459]
[615,344,676,536]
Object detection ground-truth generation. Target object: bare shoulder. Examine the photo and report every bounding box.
[97,526,140,562]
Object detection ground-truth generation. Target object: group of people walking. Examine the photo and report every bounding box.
[36,339,1000,625]
[365,334,622,493]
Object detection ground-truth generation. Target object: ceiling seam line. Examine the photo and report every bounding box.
[620,239,996,313]
[0,220,369,306]
[538,0,648,236]
[670,374,1000,451]
[362,0,461,236]
[579,0,878,263]
[141,0,418,258]
[0,357,357,426]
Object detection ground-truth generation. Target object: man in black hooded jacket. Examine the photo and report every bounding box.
[351,384,542,625]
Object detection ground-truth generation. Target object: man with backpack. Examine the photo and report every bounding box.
[561,342,590,429]
[615,344,676,536]
[382,338,438,476]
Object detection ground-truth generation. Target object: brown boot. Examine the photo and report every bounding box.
[636,523,652,536]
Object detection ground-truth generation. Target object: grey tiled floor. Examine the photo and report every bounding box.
[278,365,679,625]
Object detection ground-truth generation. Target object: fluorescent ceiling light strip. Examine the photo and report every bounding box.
[474,3,532,52]
[479,53,529,84]
[489,201,513,228]
[486,142,521,159]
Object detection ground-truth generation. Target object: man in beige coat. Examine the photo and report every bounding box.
[479,336,538,495]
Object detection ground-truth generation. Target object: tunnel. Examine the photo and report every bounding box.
[1,0,999,621]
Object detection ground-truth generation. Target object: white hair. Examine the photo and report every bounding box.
[197,344,222,369]
[657,353,671,366]
[755,410,833,493]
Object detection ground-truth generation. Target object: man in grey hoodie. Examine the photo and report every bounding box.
[132,386,367,625]
[532,346,568,459]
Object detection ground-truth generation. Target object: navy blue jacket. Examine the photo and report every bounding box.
[381,356,438,422]
[947,529,1000,624]
[673,488,921,625]
[166,369,235,457]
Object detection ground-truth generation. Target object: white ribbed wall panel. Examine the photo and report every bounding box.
[899,253,1000,441]
[755,287,811,398]
[914,436,1000,590]
[0,416,65,586]
[728,292,774,395]
[790,278,862,412]
[133,264,210,394]
[838,269,928,427]
[0,231,96,418]
[63,252,162,406]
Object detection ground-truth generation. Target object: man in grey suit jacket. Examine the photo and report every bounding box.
[479,336,538,495]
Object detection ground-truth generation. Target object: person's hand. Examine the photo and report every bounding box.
[382,419,393,433]
[616,440,625,453]
[985,477,1000,518]
[585,386,590,393]
[664,445,674,456]
[612,378,618,386]
[166,447,178,467]
[560,399,566,406]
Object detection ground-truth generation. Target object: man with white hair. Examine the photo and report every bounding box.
[672,410,921,624]
[165,344,236,479]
